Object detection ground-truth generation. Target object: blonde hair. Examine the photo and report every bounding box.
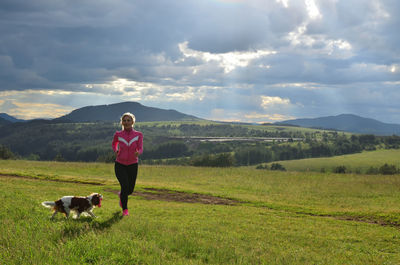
[120,112,136,129]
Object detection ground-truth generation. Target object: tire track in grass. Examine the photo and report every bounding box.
[0,173,104,185]
[104,188,242,206]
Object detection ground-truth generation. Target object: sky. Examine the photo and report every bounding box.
[0,0,399,124]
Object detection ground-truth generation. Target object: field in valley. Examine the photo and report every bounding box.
[1,157,400,264]
[266,149,400,173]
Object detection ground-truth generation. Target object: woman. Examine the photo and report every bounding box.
[112,112,143,216]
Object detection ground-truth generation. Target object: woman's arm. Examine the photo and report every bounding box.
[111,132,119,153]
[135,132,143,155]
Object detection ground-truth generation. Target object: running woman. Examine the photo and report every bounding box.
[112,112,143,216]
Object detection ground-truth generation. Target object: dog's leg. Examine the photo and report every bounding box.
[51,210,58,219]
[64,208,70,219]
[76,211,81,219]
[88,210,97,218]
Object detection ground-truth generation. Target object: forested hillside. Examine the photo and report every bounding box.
[55,101,201,122]
[1,120,400,166]
[277,114,400,135]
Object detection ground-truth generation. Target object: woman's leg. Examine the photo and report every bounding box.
[126,163,138,195]
[114,162,130,210]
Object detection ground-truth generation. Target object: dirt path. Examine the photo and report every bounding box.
[105,188,242,205]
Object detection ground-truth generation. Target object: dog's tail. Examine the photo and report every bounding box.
[41,201,55,208]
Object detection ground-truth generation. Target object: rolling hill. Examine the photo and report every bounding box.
[53,101,201,122]
[0,113,24,123]
[276,114,400,136]
[0,117,11,125]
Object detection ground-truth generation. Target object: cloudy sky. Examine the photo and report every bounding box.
[0,0,399,124]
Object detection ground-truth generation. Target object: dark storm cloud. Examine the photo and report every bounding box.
[0,0,399,123]
[0,0,192,90]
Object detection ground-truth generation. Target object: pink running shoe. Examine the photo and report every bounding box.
[118,192,122,208]
[122,209,129,216]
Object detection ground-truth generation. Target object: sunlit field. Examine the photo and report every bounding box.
[267,149,400,173]
[1,159,400,264]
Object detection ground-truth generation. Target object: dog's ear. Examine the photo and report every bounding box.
[91,195,100,205]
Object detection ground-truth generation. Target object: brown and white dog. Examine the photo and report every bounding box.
[42,193,103,219]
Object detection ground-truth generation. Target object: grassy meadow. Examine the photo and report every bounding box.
[1,159,400,264]
[267,149,400,173]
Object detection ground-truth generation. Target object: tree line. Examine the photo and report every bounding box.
[141,133,399,167]
[1,121,400,167]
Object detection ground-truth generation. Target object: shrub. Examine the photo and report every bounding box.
[0,145,15,160]
[54,153,65,162]
[191,153,235,167]
[333,165,347,174]
[25,153,40,161]
[270,163,286,171]
[379,163,398,175]
[256,164,269,170]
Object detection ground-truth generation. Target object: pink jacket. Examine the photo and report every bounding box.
[112,129,143,165]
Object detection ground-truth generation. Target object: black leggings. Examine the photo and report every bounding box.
[114,162,138,210]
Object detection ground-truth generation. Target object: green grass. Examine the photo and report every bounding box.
[1,160,400,264]
[0,160,115,185]
[267,149,400,173]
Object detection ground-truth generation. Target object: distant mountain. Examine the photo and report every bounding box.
[0,113,25,123]
[0,117,11,125]
[276,114,400,136]
[54,101,202,123]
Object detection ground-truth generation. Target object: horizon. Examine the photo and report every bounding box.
[2,102,400,126]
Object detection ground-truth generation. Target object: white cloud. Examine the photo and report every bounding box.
[261,96,291,109]
[210,108,295,123]
[178,41,276,73]
[305,0,322,20]
[0,93,74,119]
[286,23,353,59]
[371,0,390,20]
[276,0,289,8]
[244,112,295,122]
